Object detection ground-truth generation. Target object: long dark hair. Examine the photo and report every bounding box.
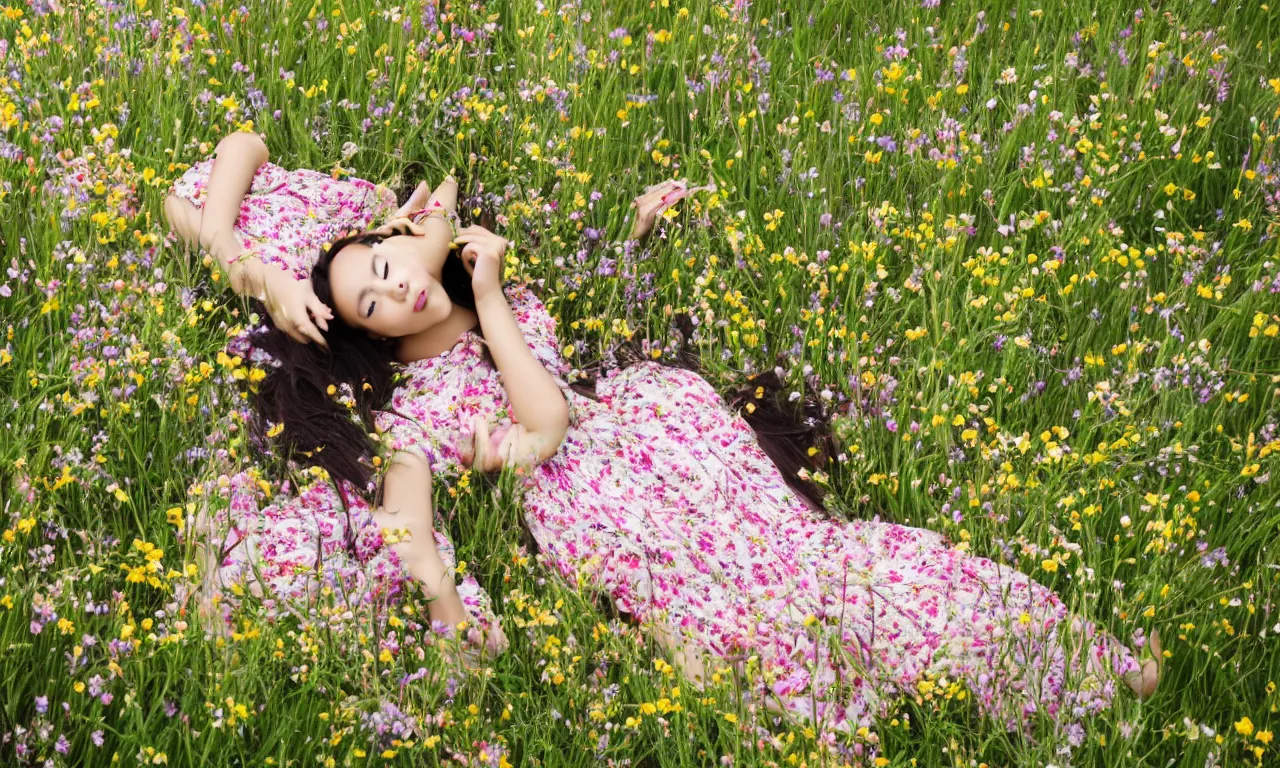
[572,314,836,510]
[246,173,834,510]
[247,223,478,493]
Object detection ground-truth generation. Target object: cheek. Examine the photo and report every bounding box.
[427,279,452,319]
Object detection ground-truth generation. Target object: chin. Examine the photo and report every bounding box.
[412,297,451,333]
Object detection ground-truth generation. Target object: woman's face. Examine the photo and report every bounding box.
[327,234,453,338]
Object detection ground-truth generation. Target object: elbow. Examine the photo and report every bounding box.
[535,401,570,463]
[215,132,268,166]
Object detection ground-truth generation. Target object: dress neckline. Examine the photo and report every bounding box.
[407,324,482,368]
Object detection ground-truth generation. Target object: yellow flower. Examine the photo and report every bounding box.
[1237,717,1255,737]
[1041,559,1058,573]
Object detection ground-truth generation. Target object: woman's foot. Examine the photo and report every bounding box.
[1122,629,1161,700]
[1068,617,1160,700]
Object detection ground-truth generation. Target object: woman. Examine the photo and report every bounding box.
[166,133,1161,734]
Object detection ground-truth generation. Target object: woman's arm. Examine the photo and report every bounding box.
[165,132,332,344]
[374,450,468,629]
[194,133,275,296]
[472,290,570,463]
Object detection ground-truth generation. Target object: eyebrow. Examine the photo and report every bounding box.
[355,253,378,315]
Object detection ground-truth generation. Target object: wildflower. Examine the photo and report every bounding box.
[1237,717,1255,736]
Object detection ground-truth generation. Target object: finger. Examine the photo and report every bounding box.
[307,298,331,331]
[647,180,681,197]
[452,225,494,241]
[470,416,491,470]
[458,427,476,467]
[633,192,667,217]
[300,321,327,347]
[645,182,685,210]
[498,429,520,468]
[373,218,425,236]
[379,219,429,238]
[397,220,430,236]
[636,181,678,205]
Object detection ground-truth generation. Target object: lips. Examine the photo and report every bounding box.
[413,289,427,312]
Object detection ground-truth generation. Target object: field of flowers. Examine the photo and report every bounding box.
[3,0,1280,764]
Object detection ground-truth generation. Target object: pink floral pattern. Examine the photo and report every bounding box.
[176,166,1138,734]
[375,284,1140,733]
[171,157,399,280]
[208,468,499,645]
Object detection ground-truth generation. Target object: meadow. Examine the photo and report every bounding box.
[3,0,1280,764]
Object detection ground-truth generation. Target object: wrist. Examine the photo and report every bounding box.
[228,257,266,296]
[473,282,507,306]
[201,224,237,254]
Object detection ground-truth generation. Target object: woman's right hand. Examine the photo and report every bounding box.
[204,228,331,345]
[259,264,332,346]
[452,224,509,300]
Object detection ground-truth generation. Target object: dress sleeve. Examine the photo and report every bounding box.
[374,385,466,480]
[169,157,401,281]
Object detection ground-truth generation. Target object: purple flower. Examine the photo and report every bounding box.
[1200,547,1229,569]
[35,696,49,714]
[91,731,105,747]
[56,735,70,754]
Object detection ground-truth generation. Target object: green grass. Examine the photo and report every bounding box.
[3,0,1280,764]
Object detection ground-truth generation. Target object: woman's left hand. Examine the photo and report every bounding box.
[452,225,509,300]
[366,216,430,239]
[458,416,538,473]
[628,178,717,240]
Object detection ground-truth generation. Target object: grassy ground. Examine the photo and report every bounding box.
[3,0,1280,764]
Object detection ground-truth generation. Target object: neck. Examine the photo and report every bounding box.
[394,304,480,363]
